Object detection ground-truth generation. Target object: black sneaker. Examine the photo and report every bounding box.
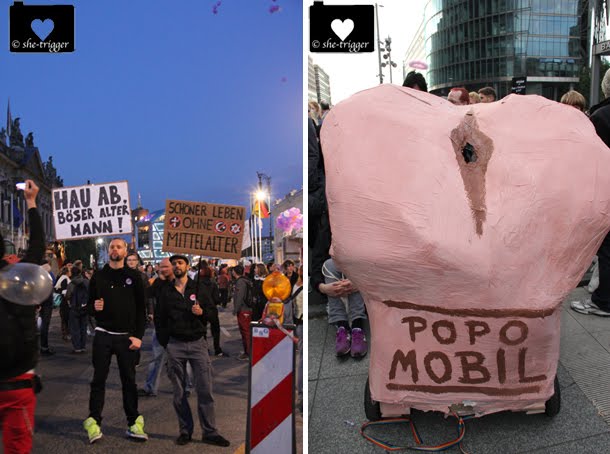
[137,388,156,397]
[175,433,191,445]
[215,350,225,357]
[202,434,230,447]
[40,348,55,356]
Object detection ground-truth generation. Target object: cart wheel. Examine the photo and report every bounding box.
[364,377,382,421]
[545,375,561,417]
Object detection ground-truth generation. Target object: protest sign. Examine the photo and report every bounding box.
[52,181,132,240]
[163,199,246,260]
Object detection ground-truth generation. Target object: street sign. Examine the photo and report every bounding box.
[511,76,527,95]
[594,40,610,55]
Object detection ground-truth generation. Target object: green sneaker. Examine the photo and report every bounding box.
[126,415,148,441]
[83,417,102,444]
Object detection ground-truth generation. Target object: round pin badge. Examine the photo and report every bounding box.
[190,294,196,301]
[126,278,132,285]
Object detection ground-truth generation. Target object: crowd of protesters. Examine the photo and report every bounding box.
[0,206,304,452]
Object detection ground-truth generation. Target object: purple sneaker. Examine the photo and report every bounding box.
[350,328,368,358]
[335,326,351,356]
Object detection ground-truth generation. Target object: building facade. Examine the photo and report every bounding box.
[0,109,61,252]
[422,0,587,99]
[308,56,332,104]
[403,17,428,81]
[273,189,303,266]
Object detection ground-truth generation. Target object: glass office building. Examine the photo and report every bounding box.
[424,0,587,99]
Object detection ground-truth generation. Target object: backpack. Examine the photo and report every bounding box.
[239,277,256,308]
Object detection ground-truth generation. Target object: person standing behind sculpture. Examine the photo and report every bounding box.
[560,90,587,113]
[0,179,46,454]
[571,70,610,316]
[478,86,497,103]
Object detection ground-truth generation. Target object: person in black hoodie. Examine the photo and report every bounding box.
[83,238,148,444]
[0,179,45,454]
[198,265,224,357]
[571,69,610,317]
[66,266,90,353]
[156,254,230,447]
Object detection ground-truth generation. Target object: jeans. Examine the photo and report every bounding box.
[219,288,228,308]
[323,259,367,325]
[39,299,53,350]
[89,331,139,426]
[69,310,88,351]
[144,330,165,396]
[166,337,218,437]
[237,311,252,354]
[593,231,610,310]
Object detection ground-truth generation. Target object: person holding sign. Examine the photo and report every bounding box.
[155,255,230,447]
[0,180,46,454]
[83,238,148,444]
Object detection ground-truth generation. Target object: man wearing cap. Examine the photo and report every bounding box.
[155,254,230,447]
[83,238,148,443]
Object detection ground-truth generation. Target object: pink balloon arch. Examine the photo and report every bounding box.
[276,207,303,235]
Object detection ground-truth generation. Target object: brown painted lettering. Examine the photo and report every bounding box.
[389,349,419,383]
[401,317,427,342]
[456,351,491,384]
[424,351,452,384]
[499,320,528,346]
[497,349,506,384]
[432,320,457,345]
[465,320,490,345]
[518,348,547,383]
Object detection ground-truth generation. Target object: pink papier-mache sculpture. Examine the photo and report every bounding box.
[320,85,610,417]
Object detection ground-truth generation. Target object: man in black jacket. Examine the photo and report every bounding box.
[0,179,45,454]
[83,238,148,443]
[571,69,610,316]
[156,254,230,447]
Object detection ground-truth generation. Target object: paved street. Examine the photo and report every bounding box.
[309,287,610,453]
[26,305,303,453]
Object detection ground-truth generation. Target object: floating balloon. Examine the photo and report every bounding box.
[408,60,428,70]
[0,263,53,306]
[262,271,291,301]
[275,207,303,235]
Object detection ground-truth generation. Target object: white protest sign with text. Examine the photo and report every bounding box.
[52,181,132,240]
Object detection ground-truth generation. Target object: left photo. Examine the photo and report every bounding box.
[0,1,303,453]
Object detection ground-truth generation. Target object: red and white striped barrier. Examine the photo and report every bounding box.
[247,322,296,454]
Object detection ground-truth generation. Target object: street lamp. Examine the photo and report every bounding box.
[256,172,273,260]
[380,36,398,84]
[375,3,384,84]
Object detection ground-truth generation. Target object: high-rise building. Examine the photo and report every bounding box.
[421,0,588,99]
[308,56,332,104]
[403,18,428,82]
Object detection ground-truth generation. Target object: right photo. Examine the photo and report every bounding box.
[307,1,610,452]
